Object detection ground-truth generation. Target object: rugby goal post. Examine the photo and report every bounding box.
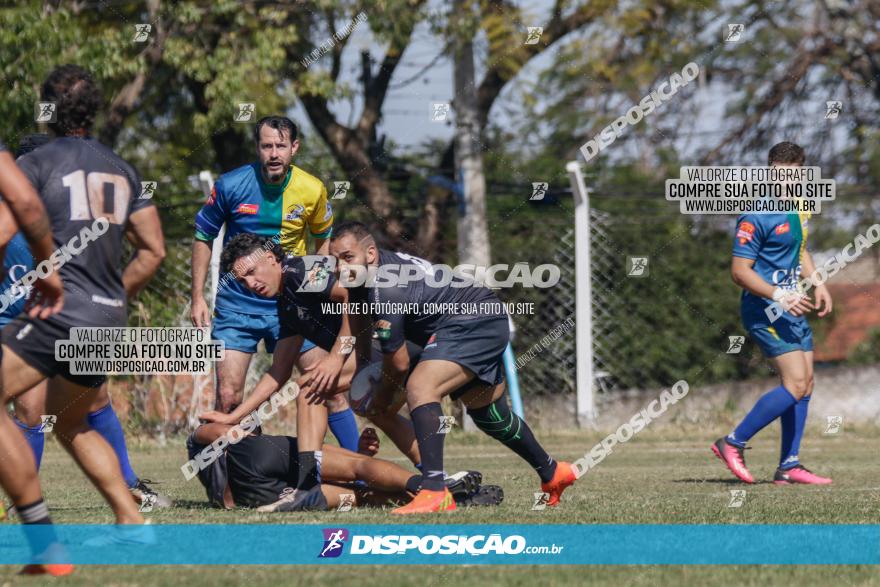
[566,161,597,427]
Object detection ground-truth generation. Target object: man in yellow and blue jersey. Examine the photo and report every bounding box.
[712,142,833,485]
[190,115,359,452]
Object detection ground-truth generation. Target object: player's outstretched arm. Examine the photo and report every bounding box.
[123,206,166,298]
[200,335,303,425]
[0,151,63,318]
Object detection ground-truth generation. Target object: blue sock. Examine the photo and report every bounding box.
[88,404,139,487]
[14,417,45,469]
[779,395,810,469]
[328,408,359,452]
[727,385,798,448]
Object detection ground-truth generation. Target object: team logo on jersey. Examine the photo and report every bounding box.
[319,528,349,558]
[238,203,259,215]
[775,222,790,235]
[736,221,756,244]
[375,320,392,340]
[284,204,305,221]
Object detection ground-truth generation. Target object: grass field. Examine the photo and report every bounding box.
[1,424,878,585]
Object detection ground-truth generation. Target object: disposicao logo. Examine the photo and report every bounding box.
[319,528,348,558]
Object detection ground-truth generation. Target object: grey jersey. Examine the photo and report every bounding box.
[368,249,506,353]
[16,137,154,326]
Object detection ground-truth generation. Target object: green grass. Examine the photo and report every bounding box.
[2,426,878,585]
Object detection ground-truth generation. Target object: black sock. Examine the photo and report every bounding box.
[297,451,322,491]
[405,475,422,494]
[18,499,58,555]
[468,395,557,483]
[410,403,446,491]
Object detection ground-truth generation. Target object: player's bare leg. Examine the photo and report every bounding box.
[390,360,474,514]
[0,347,47,507]
[714,350,810,483]
[299,345,360,452]
[771,350,830,484]
[0,348,71,576]
[393,359,572,514]
[12,381,169,506]
[45,377,143,524]
[321,444,418,492]
[215,349,252,412]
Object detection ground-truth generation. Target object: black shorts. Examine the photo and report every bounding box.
[226,435,300,508]
[2,315,106,388]
[420,316,509,397]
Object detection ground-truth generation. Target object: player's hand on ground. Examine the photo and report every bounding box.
[190,296,211,327]
[26,271,64,319]
[357,427,380,456]
[814,284,833,317]
[198,410,235,425]
[299,356,344,402]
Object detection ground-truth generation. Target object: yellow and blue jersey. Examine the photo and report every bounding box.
[732,212,810,329]
[195,163,334,315]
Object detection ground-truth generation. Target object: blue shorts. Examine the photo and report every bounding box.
[212,307,316,354]
[748,320,814,358]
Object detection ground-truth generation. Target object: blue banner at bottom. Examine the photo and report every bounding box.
[0,525,878,565]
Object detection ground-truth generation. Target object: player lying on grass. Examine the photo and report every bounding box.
[188,423,500,511]
[0,134,169,511]
[325,222,577,514]
[0,65,165,576]
[199,234,423,510]
[712,141,832,485]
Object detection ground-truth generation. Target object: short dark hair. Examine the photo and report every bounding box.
[16,134,51,158]
[253,116,298,144]
[220,233,283,276]
[768,142,805,166]
[330,221,374,244]
[41,65,102,136]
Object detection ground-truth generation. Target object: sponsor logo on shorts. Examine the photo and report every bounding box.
[238,203,259,215]
[425,334,437,349]
[16,324,33,340]
[319,528,348,558]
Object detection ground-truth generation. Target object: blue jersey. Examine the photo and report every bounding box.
[732,212,809,328]
[0,232,35,327]
[194,163,333,316]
